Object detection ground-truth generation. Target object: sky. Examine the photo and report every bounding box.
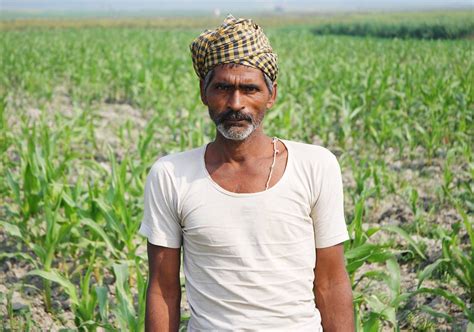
[2,0,473,12]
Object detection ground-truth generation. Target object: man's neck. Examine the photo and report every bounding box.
[209,130,273,165]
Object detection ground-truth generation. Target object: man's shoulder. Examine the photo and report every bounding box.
[149,145,205,177]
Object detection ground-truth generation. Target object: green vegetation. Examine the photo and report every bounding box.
[1,12,473,331]
[312,11,474,39]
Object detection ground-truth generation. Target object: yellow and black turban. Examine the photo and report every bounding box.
[190,15,278,82]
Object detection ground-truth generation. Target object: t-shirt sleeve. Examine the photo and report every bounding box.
[310,150,350,248]
[138,161,182,248]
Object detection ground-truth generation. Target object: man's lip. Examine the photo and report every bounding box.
[221,119,249,125]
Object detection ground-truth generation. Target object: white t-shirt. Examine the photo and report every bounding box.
[139,139,349,331]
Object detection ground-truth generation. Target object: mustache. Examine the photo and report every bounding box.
[215,110,253,124]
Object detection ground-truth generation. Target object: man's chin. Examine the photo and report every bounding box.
[217,123,256,141]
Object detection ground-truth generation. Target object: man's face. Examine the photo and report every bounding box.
[200,64,277,141]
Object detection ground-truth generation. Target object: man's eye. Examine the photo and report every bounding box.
[216,84,229,91]
[244,87,257,93]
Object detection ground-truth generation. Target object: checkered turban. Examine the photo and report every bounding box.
[190,15,278,82]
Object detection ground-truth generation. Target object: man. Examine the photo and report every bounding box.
[139,15,354,331]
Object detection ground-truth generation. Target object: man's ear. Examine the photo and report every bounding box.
[266,82,278,109]
[199,80,208,106]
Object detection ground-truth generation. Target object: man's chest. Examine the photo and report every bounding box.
[204,147,288,194]
[178,185,314,254]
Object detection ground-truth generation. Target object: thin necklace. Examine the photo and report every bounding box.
[265,137,280,190]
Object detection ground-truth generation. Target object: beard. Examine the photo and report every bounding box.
[210,109,263,141]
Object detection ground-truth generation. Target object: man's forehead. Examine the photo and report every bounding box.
[211,64,265,83]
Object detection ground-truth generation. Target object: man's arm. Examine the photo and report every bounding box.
[145,241,181,332]
[314,243,354,332]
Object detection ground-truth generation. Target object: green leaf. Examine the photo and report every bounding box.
[0,252,37,267]
[31,244,46,261]
[367,251,394,263]
[61,191,76,208]
[77,320,97,329]
[457,204,474,249]
[383,225,426,259]
[6,170,21,204]
[365,294,385,313]
[112,262,137,324]
[113,263,130,297]
[94,198,124,239]
[417,258,449,288]
[415,287,466,311]
[420,305,453,322]
[390,292,411,308]
[0,220,22,238]
[347,260,365,274]
[467,321,474,332]
[95,286,109,323]
[366,227,380,237]
[80,218,118,256]
[58,222,75,244]
[363,312,381,332]
[27,269,78,306]
[386,258,400,297]
[382,306,397,327]
[345,243,378,260]
[360,270,387,280]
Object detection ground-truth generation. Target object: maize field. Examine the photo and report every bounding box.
[0,11,473,331]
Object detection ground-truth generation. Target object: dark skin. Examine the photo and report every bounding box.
[201,64,286,193]
[145,64,354,331]
[145,243,181,331]
[314,244,355,332]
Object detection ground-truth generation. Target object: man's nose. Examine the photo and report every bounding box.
[227,89,244,111]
